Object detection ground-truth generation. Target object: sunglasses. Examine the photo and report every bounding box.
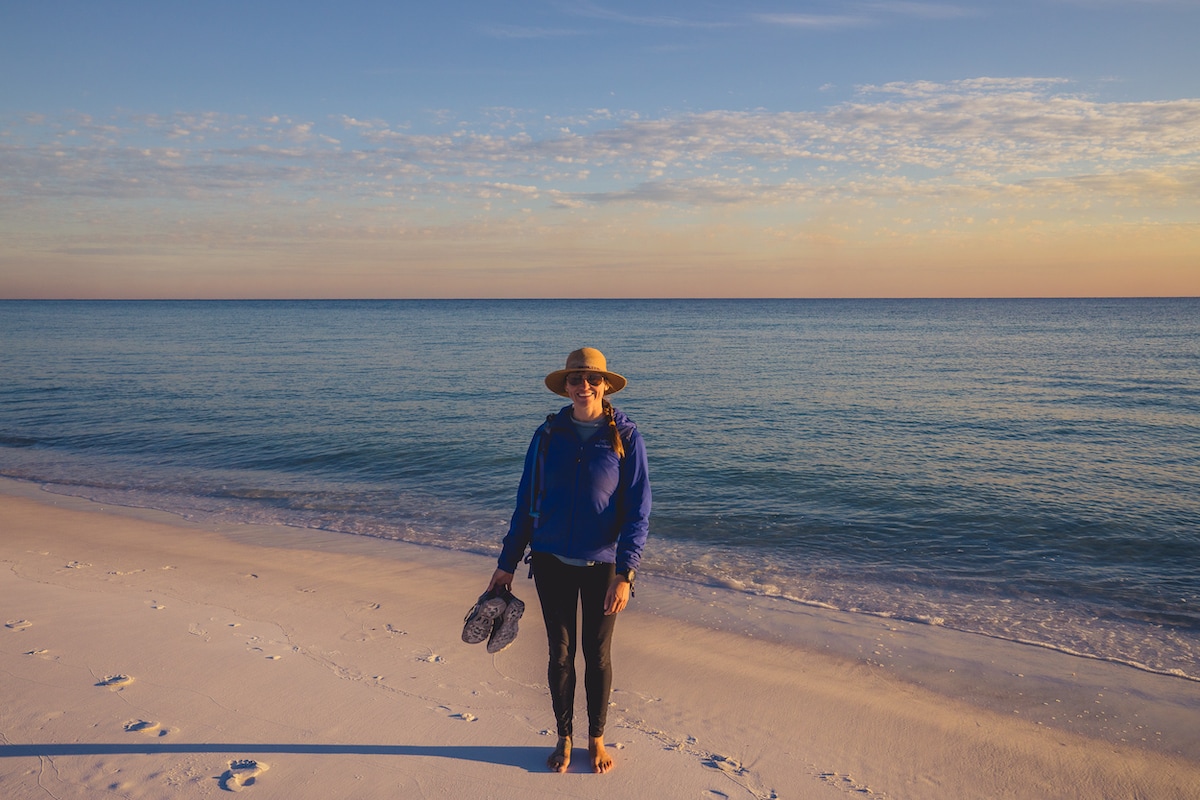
[565,373,606,387]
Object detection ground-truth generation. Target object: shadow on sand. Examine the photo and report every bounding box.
[0,743,545,771]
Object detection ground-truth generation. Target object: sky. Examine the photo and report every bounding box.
[2,0,1198,299]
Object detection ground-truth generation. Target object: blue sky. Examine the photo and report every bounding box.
[2,1,1198,297]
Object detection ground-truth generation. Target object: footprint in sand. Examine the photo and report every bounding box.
[96,674,134,688]
[6,620,33,630]
[704,754,747,776]
[124,720,170,737]
[219,759,268,792]
[819,771,875,795]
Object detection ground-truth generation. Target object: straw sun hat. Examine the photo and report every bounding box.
[544,347,627,397]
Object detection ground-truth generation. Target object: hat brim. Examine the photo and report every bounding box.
[544,369,627,397]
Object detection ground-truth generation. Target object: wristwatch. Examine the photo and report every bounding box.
[616,567,636,583]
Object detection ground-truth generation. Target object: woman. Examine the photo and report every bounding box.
[486,347,651,774]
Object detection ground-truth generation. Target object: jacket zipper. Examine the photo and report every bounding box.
[566,437,584,552]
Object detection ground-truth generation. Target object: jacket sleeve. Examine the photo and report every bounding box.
[497,431,541,574]
[615,426,652,573]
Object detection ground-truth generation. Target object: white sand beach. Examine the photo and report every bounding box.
[3,479,1199,799]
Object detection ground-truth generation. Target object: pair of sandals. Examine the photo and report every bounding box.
[462,588,525,653]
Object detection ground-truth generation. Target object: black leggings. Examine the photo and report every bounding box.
[531,552,617,739]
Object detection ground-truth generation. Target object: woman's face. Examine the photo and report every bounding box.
[566,371,607,419]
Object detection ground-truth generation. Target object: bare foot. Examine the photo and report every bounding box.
[548,736,571,772]
[590,736,614,773]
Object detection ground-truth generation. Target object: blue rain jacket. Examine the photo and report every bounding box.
[498,405,651,575]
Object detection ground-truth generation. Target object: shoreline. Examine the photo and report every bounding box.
[9,477,1197,754]
[17,472,1199,686]
[3,479,1200,798]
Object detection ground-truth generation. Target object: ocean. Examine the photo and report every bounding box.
[2,298,1198,681]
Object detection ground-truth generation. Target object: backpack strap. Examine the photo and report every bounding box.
[527,413,556,528]
[525,413,556,579]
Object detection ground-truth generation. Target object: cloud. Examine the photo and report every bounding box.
[863,2,981,20]
[564,1,733,29]
[566,1,978,33]
[571,176,767,206]
[754,2,978,29]
[3,79,1197,222]
[1019,166,1200,200]
[752,13,871,30]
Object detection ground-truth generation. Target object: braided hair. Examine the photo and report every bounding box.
[602,398,626,460]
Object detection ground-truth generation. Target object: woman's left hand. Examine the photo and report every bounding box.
[487,568,514,594]
[604,576,632,616]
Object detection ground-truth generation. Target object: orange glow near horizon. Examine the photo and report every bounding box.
[3,208,1196,299]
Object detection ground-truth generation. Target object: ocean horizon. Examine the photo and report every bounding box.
[2,298,1197,681]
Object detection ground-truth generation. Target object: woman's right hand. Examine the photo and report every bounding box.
[487,568,514,594]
